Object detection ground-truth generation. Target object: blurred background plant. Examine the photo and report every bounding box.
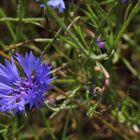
[0,0,140,139]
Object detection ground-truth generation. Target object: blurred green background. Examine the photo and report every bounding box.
[0,0,140,140]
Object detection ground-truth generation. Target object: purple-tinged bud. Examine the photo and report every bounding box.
[96,40,107,54]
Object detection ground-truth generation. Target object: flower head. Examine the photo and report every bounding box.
[35,0,65,13]
[48,0,65,13]
[0,52,54,114]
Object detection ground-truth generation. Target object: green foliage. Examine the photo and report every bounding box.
[0,0,140,139]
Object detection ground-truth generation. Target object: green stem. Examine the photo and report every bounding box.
[112,1,140,52]
[41,109,58,140]
[53,79,76,84]
[0,17,44,24]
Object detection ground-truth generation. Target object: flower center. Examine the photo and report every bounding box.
[12,76,35,96]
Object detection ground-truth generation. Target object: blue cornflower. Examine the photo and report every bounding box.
[35,0,65,13]
[48,0,65,13]
[0,52,54,114]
